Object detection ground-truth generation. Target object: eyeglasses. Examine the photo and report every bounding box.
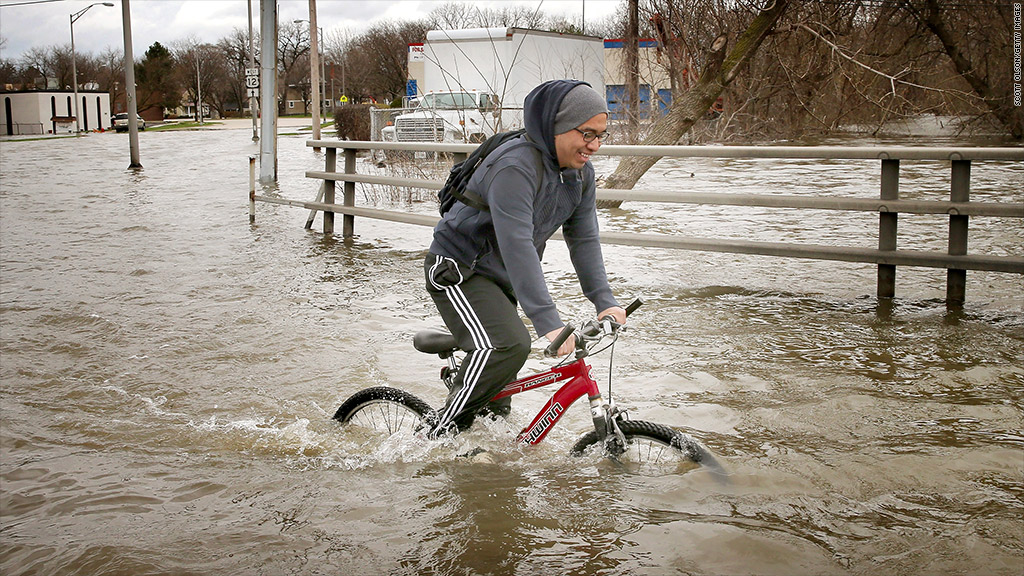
[574,128,610,142]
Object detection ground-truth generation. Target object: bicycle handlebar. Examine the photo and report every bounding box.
[544,324,576,357]
[544,298,643,357]
[624,297,644,316]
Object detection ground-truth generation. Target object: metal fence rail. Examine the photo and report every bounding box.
[252,140,1024,303]
[7,122,44,135]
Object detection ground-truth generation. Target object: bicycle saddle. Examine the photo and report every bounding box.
[414,329,458,355]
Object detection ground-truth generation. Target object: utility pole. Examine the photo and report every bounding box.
[121,0,141,168]
[71,2,114,135]
[626,0,640,140]
[298,0,322,149]
[195,53,203,125]
[259,0,277,182]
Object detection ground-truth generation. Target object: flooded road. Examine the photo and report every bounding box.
[1,127,1021,575]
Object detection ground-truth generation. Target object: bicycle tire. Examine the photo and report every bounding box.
[333,386,434,435]
[570,420,718,475]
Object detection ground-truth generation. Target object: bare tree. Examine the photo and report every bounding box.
[344,20,431,104]
[322,27,351,101]
[481,4,548,28]
[217,28,255,117]
[897,0,1022,139]
[427,2,480,29]
[96,47,123,90]
[277,20,311,114]
[426,2,547,29]
[601,0,790,205]
[19,46,57,89]
[173,39,227,120]
[0,56,16,88]
[73,50,107,90]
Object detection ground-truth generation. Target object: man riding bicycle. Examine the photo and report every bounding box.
[424,79,626,438]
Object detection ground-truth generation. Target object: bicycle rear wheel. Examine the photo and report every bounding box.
[570,420,715,475]
[333,386,434,435]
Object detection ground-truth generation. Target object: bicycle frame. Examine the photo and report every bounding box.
[486,356,607,446]
[337,300,718,473]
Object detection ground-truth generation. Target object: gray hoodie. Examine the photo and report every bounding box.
[428,80,618,336]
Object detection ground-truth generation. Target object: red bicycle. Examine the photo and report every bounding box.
[334,299,721,474]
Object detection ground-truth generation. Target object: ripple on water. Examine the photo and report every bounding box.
[1,130,1021,576]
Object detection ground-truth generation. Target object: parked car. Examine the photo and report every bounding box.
[113,113,146,132]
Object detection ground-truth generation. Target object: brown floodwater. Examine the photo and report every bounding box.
[1,127,1021,575]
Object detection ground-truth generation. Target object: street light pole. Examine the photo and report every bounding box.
[294,12,322,145]
[258,0,277,182]
[121,0,141,168]
[319,30,326,114]
[70,2,114,136]
[195,53,203,125]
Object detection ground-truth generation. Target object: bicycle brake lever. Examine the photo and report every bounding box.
[579,324,600,339]
[598,317,623,336]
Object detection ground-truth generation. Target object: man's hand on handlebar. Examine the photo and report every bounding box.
[545,306,627,357]
[544,301,640,357]
[598,306,627,325]
[544,327,577,357]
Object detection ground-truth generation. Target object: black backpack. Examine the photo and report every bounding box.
[438,129,541,216]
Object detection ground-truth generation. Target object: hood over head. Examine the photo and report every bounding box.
[524,79,604,161]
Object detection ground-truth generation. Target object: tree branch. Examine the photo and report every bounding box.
[600,0,790,202]
[795,22,948,96]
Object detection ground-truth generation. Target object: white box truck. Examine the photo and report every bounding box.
[383,27,605,144]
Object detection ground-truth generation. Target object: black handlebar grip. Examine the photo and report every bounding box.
[544,324,575,356]
[625,298,644,317]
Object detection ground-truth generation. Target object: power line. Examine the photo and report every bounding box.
[0,0,67,8]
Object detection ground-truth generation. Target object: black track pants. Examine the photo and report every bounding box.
[424,254,531,436]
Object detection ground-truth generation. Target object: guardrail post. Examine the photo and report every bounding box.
[947,159,970,304]
[249,155,256,223]
[877,159,899,299]
[343,149,356,237]
[324,147,336,235]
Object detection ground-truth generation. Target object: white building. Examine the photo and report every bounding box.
[1,90,112,136]
[407,28,606,109]
[404,29,685,121]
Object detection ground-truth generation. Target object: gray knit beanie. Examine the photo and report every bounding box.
[553,83,608,135]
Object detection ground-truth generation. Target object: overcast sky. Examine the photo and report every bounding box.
[0,0,621,62]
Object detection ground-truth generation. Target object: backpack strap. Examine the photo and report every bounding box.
[459,134,545,212]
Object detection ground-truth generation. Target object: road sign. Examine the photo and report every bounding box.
[245,68,259,90]
[339,95,348,104]
[247,88,259,97]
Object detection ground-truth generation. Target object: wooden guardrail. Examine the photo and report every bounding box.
[251,140,1024,303]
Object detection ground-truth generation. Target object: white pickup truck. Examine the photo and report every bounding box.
[381,90,520,144]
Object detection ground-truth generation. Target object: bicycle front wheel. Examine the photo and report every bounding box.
[333,386,434,435]
[571,420,714,475]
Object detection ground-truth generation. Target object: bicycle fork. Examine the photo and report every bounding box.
[590,394,629,456]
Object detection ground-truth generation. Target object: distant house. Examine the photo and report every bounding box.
[1,89,112,136]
